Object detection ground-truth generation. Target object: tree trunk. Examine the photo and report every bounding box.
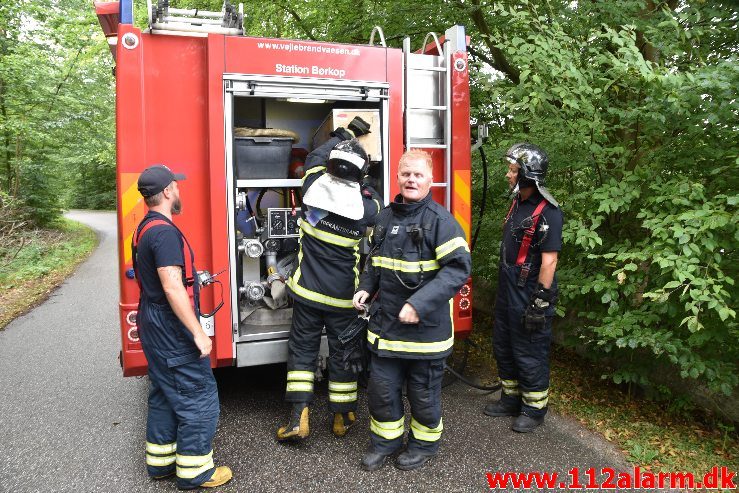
[0,76,11,193]
[466,0,520,84]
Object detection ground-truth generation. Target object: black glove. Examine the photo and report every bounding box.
[330,127,355,141]
[360,176,376,198]
[347,116,371,137]
[530,283,558,306]
[522,283,557,333]
[340,335,368,375]
[523,305,547,332]
[333,313,369,374]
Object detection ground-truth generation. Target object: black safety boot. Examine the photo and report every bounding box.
[483,399,521,417]
[332,411,356,437]
[276,402,310,442]
[361,450,391,471]
[512,413,544,433]
[395,450,433,471]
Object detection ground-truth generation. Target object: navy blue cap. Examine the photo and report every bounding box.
[137,164,186,198]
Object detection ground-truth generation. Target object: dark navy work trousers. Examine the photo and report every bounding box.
[493,264,554,418]
[138,300,219,489]
[367,353,445,456]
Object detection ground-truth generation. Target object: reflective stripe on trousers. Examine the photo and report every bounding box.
[329,380,358,404]
[139,299,219,489]
[367,353,445,456]
[492,263,553,418]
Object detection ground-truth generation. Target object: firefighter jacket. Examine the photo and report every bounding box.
[358,192,471,359]
[287,136,381,311]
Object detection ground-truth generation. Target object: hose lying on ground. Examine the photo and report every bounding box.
[443,339,501,392]
[443,145,500,392]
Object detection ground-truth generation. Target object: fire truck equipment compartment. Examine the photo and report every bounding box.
[312,109,382,162]
[234,136,294,179]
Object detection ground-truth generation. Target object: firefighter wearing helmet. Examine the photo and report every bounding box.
[483,143,563,432]
[277,117,382,442]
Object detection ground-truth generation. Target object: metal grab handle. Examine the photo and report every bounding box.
[422,32,443,55]
[471,124,489,152]
[369,26,387,47]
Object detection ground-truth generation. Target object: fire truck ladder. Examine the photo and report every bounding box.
[147,0,244,36]
[403,32,452,210]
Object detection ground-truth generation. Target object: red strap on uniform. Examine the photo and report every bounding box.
[133,219,169,248]
[515,199,548,266]
[132,220,169,292]
[132,219,195,294]
[504,199,516,225]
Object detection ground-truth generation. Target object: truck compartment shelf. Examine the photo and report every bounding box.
[235,179,302,188]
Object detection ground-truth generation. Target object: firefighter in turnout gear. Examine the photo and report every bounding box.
[353,150,471,471]
[132,165,232,489]
[277,117,381,442]
[484,143,563,433]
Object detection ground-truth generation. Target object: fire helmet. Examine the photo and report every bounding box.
[504,142,559,207]
[327,139,369,184]
[505,143,549,186]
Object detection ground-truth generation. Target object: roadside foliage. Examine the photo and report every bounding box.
[467,1,739,399]
[0,0,115,221]
[1,0,736,404]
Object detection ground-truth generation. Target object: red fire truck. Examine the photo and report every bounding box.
[95,1,473,377]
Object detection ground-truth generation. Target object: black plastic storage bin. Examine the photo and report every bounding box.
[234,137,293,179]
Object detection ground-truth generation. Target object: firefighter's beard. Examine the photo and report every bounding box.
[171,198,182,215]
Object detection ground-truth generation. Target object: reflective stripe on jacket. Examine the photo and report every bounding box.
[286,136,381,311]
[358,193,471,359]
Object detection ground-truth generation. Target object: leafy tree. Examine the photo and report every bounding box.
[183,0,736,396]
[0,0,115,223]
[4,0,736,399]
[466,1,739,396]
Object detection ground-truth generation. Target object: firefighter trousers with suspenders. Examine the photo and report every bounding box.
[132,216,219,489]
[493,199,554,418]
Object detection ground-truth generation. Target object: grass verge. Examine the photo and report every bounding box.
[456,316,738,476]
[0,217,98,330]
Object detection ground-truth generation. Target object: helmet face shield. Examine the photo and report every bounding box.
[327,156,364,183]
[326,139,369,184]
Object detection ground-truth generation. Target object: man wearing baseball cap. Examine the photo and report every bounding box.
[132,164,232,489]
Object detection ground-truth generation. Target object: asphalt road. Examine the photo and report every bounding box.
[0,210,635,492]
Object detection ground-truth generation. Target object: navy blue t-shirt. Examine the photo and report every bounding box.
[501,190,563,266]
[135,211,185,305]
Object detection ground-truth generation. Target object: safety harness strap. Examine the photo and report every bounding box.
[515,199,548,266]
[132,216,200,315]
[504,199,517,225]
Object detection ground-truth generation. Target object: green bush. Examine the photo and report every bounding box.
[471,1,739,395]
